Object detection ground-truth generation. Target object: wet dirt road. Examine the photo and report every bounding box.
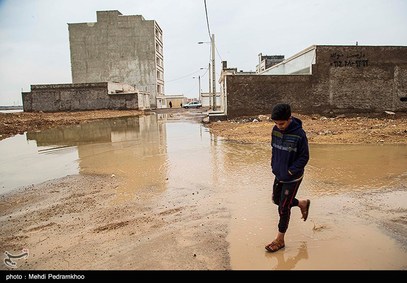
[1,110,406,270]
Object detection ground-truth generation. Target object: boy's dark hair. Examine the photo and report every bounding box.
[271,103,291,120]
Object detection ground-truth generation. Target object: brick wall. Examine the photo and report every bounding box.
[313,46,407,114]
[226,75,313,118]
[226,46,407,118]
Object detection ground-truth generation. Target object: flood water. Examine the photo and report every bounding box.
[1,113,406,269]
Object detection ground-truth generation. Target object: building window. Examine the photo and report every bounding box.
[155,28,162,41]
[155,42,162,54]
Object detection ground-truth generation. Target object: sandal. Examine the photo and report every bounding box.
[301,199,311,221]
[265,240,285,252]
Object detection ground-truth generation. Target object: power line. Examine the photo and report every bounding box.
[203,0,211,39]
[203,1,223,63]
[166,68,206,83]
[198,66,209,80]
[215,46,222,62]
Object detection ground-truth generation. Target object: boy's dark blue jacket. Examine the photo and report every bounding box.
[271,117,309,182]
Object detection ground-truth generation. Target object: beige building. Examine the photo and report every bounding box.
[157,94,187,109]
[68,10,164,108]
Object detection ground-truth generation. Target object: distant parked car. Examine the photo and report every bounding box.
[183,101,202,109]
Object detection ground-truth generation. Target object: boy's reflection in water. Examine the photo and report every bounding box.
[264,242,308,270]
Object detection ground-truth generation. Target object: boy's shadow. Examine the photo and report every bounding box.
[264,241,308,270]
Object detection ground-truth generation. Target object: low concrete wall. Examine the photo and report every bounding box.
[22,82,140,112]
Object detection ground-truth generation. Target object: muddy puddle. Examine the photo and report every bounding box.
[0,113,406,269]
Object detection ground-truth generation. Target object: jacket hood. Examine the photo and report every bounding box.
[284,117,303,134]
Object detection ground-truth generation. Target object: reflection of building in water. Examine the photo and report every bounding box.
[27,114,168,193]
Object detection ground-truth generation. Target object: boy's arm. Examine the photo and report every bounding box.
[288,134,309,174]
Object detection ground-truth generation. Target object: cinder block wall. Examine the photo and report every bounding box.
[226,75,313,118]
[226,46,407,118]
[313,46,407,113]
[22,82,139,112]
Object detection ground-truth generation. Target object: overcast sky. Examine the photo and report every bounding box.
[0,0,406,105]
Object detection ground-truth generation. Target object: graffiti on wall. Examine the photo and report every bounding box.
[330,52,368,68]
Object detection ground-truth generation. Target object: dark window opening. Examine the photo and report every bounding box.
[400,97,407,102]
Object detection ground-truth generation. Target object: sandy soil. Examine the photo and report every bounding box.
[0,174,229,270]
[0,110,145,141]
[206,112,407,144]
[1,109,406,270]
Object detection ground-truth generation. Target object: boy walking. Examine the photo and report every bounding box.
[266,103,310,252]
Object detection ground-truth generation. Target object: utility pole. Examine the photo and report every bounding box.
[193,75,202,102]
[211,34,216,111]
[198,40,215,110]
[198,75,201,102]
[208,62,212,109]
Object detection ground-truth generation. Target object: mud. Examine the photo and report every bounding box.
[0,174,229,270]
[1,108,406,270]
[207,112,407,144]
